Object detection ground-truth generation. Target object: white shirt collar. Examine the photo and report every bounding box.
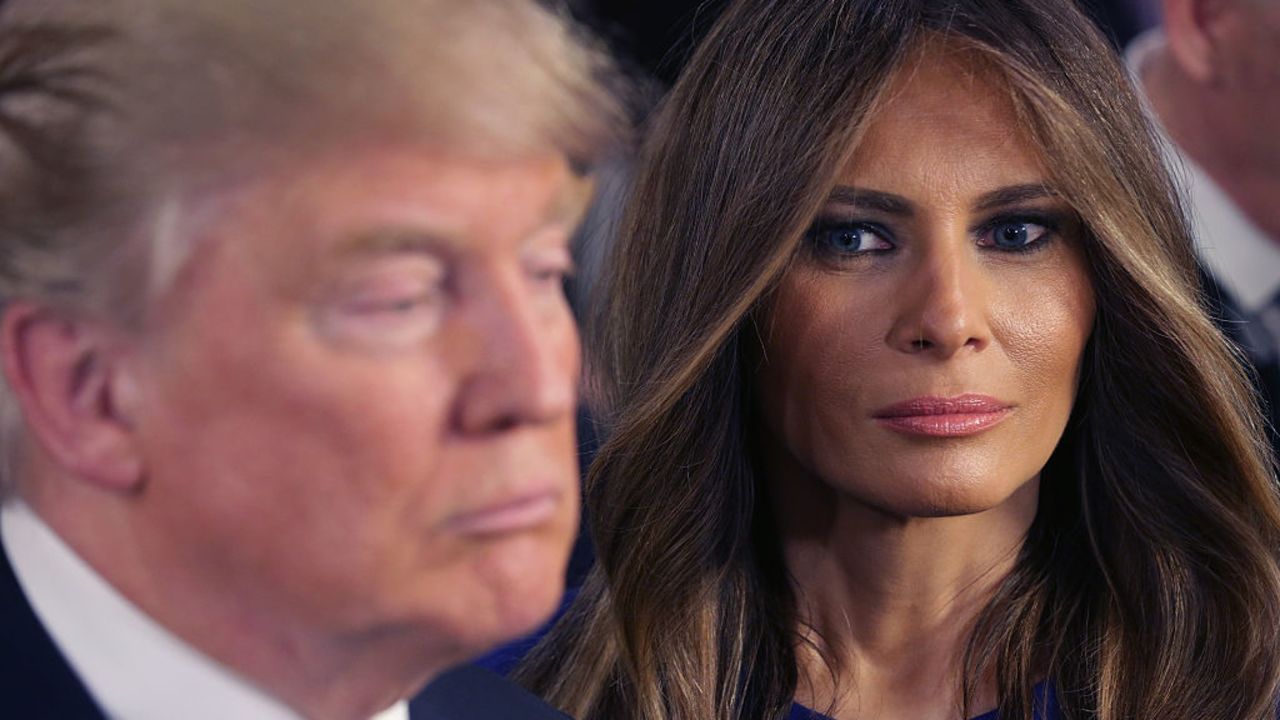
[0,500,410,720]
[1126,29,1280,314]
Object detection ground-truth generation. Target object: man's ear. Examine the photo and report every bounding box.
[1,301,143,493]
[1162,0,1239,83]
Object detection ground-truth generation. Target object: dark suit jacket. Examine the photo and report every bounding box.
[0,539,567,720]
[1201,268,1280,461]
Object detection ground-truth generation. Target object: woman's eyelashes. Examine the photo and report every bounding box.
[805,209,1070,261]
[974,213,1062,254]
[805,220,895,258]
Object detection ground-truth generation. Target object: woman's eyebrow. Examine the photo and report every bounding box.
[826,183,1060,215]
[827,185,915,216]
[973,183,1058,211]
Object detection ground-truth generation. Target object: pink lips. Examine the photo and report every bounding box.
[873,394,1014,437]
[446,489,561,537]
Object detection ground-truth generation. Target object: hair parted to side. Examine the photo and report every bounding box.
[516,0,1280,718]
[0,0,626,497]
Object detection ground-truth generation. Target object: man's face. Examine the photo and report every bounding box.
[123,144,586,659]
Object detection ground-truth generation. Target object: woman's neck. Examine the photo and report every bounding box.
[769,454,1038,720]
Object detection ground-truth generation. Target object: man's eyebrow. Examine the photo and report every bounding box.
[548,174,596,229]
[827,186,915,216]
[331,176,596,259]
[335,229,457,258]
[974,183,1059,211]
[334,215,584,261]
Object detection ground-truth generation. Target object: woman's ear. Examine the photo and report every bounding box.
[1,301,143,493]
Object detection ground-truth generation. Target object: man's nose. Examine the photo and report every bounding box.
[885,240,991,358]
[454,273,578,435]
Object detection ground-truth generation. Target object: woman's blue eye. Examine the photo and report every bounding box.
[810,223,891,254]
[986,221,1050,250]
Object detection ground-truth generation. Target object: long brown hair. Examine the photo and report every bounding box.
[517,1,1280,718]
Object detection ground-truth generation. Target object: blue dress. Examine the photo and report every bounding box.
[789,683,1057,720]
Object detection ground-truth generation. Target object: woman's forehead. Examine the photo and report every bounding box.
[839,45,1046,194]
[876,41,1019,129]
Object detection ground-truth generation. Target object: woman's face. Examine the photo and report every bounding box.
[755,48,1095,518]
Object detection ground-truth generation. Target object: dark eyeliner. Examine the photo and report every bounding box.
[975,210,1065,255]
[803,215,895,258]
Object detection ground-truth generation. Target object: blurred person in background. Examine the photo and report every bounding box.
[0,1,622,719]
[1129,0,1280,455]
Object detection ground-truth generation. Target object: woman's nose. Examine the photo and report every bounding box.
[885,240,991,358]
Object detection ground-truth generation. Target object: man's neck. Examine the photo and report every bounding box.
[1141,46,1280,244]
[24,481,438,720]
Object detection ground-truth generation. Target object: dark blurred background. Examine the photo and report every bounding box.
[570,0,1160,88]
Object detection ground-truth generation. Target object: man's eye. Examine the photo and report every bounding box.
[807,222,894,255]
[345,293,440,314]
[318,284,446,350]
[529,265,573,286]
[981,221,1051,251]
[337,274,446,317]
[525,250,576,289]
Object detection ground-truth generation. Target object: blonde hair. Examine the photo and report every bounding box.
[517,0,1280,718]
[0,0,625,494]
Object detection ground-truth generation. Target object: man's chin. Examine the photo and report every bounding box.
[446,535,570,647]
[427,592,561,671]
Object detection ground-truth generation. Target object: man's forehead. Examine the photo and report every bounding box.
[205,148,593,266]
[342,195,591,262]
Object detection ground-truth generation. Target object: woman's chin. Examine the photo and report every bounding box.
[840,469,1039,520]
